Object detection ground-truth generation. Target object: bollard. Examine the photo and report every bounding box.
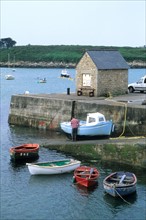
[67,88,70,95]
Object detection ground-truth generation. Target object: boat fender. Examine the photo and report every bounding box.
[111,124,115,132]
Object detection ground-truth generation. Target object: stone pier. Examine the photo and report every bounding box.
[8,93,146,137]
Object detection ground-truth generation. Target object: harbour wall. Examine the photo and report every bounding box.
[8,94,146,136]
[42,142,146,170]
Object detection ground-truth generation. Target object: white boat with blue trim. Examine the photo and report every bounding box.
[60,112,114,138]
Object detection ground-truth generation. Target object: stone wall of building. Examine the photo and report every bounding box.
[76,52,98,96]
[97,69,128,96]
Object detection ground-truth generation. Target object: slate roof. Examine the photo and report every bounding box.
[87,50,129,70]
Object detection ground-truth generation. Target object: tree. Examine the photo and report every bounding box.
[0,38,16,48]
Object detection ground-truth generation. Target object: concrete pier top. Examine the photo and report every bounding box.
[20,92,146,107]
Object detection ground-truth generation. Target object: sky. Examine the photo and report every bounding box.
[1,0,145,47]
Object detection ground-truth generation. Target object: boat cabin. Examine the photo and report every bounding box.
[86,112,106,126]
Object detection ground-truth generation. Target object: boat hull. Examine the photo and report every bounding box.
[103,171,137,197]
[103,184,136,197]
[26,159,81,175]
[10,144,39,161]
[60,74,70,78]
[74,176,98,188]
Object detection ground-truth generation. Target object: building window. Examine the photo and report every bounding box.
[83,74,91,86]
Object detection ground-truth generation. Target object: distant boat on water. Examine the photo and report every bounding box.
[60,69,70,78]
[5,53,15,80]
[37,78,47,83]
[5,74,15,80]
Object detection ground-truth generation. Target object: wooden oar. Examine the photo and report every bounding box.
[89,168,94,179]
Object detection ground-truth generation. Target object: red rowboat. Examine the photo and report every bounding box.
[73,166,100,188]
[9,143,39,161]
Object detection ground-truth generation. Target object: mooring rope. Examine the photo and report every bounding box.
[114,187,131,205]
[105,97,128,137]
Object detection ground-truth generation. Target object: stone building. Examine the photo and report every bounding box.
[76,50,129,97]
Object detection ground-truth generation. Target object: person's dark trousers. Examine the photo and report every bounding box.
[72,128,78,141]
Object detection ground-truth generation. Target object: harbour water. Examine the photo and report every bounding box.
[0,67,146,220]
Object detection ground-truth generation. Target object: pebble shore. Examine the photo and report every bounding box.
[0,60,146,68]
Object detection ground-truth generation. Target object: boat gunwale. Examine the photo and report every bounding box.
[10,144,39,153]
[26,159,81,169]
[74,166,100,181]
[103,172,137,188]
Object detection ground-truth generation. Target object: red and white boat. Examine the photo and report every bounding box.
[9,143,39,161]
[73,166,100,188]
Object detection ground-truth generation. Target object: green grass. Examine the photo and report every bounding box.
[0,45,145,63]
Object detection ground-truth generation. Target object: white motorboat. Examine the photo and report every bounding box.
[60,69,70,78]
[60,112,114,138]
[5,74,15,80]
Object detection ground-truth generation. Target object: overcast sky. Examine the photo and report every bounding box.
[1,0,145,47]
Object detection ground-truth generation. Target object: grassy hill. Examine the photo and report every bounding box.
[0,45,145,67]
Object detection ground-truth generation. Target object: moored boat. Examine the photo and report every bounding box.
[60,69,70,78]
[9,143,39,161]
[5,74,15,80]
[26,159,81,175]
[60,112,114,139]
[73,166,100,187]
[103,171,137,197]
[37,78,47,83]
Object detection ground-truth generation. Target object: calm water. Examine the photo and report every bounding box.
[0,67,146,220]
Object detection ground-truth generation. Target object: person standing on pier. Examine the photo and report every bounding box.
[71,117,79,141]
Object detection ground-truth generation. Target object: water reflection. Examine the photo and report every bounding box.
[9,125,62,144]
[28,172,73,187]
[103,191,137,209]
[9,156,39,169]
[73,182,98,197]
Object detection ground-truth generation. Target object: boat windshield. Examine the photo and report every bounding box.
[99,117,104,122]
[88,117,96,123]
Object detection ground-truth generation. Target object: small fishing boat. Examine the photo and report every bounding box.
[60,69,70,78]
[73,166,100,187]
[103,171,137,197]
[5,74,15,80]
[60,112,114,138]
[9,143,39,161]
[5,54,15,80]
[26,159,81,175]
[37,78,47,83]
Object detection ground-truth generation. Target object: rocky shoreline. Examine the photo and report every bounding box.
[0,61,76,68]
[0,60,146,68]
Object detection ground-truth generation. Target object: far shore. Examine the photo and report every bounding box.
[0,60,146,68]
